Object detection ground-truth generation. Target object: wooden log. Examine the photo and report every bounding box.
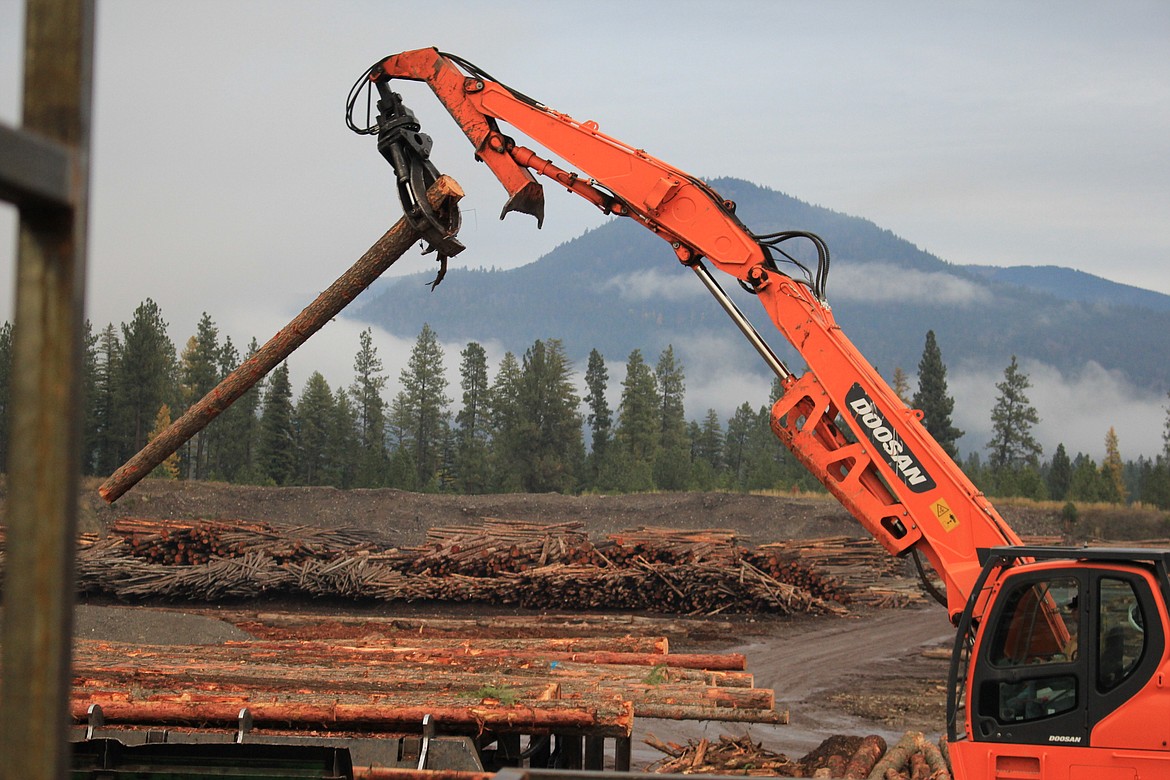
[98,175,464,503]
[919,736,951,780]
[910,753,930,780]
[632,703,787,723]
[69,696,633,737]
[643,734,683,758]
[868,731,923,780]
[844,734,887,779]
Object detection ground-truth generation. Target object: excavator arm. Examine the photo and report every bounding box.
[359,48,1023,621]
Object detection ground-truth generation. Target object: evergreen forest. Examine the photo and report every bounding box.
[1,304,1169,513]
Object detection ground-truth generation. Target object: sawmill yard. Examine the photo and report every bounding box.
[0,479,1101,771]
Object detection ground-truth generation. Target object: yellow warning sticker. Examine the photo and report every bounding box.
[931,498,959,532]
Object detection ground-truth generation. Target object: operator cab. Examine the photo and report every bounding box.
[949,547,1170,752]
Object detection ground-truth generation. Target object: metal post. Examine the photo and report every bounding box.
[0,1,94,778]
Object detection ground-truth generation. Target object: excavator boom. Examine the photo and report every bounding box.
[363,48,1022,620]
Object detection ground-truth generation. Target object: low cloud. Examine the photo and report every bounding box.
[829,263,992,307]
[600,269,709,303]
[948,358,1167,461]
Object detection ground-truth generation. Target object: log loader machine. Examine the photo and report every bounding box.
[346,48,1170,780]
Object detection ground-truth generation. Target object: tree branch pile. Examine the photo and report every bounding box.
[0,519,926,615]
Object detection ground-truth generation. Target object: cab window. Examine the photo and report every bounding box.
[981,576,1080,725]
[990,576,1079,666]
[1097,577,1146,692]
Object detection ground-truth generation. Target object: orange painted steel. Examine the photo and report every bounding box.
[374,49,1019,621]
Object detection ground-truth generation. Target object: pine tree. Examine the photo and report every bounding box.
[654,346,690,490]
[78,320,101,474]
[350,328,388,487]
[216,337,264,482]
[294,371,335,485]
[584,349,612,457]
[454,342,492,493]
[179,313,220,479]
[395,323,451,490]
[695,408,725,471]
[487,351,524,491]
[912,330,963,458]
[91,324,125,476]
[119,299,177,455]
[328,388,360,488]
[987,355,1042,471]
[1068,453,1104,502]
[257,362,295,485]
[513,339,583,493]
[616,349,659,470]
[743,404,785,490]
[1101,427,1126,504]
[1048,442,1073,501]
[723,402,756,489]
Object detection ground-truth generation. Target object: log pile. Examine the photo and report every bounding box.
[644,731,952,778]
[752,537,924,608]
[66,610,785,738]
[3,519,927,615]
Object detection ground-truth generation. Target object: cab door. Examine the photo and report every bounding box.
[970,572,1089,746]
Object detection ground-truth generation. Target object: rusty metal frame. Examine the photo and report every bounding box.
[0,1,94,778]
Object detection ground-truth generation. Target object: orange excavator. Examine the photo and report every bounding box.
[352,48,1170,780]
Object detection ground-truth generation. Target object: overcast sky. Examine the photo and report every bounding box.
[2,2,1169,459]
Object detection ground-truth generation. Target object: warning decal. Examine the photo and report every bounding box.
[931,498,959,532]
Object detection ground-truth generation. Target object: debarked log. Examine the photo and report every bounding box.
[632,703,788,724]
[73,639,745,671]
[69,696,633,737]
[98,175,464,504]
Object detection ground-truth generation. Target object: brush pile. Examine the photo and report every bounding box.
[645,731,951,778]
[0,518,924,615]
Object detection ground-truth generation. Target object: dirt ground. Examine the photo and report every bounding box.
[7,479,1069,767]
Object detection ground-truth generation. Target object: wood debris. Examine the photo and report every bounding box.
[0,520,927,616]
[644,731,952,778]
[645,734,796,775]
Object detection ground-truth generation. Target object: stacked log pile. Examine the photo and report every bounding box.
[751,537,925,608]
[644,731,952,778]
[67,613,783,737]
[3,519,925,615]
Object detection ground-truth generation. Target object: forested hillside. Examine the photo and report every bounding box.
[355,178,1170,393]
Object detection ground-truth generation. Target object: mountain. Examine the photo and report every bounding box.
[353,178,1170,395]
[960,265,1170,313]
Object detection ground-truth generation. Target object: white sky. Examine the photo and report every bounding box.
[2,1,1169,459]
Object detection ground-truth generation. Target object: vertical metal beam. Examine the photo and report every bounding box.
[0,2,94,779]
[583,736,605,770]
